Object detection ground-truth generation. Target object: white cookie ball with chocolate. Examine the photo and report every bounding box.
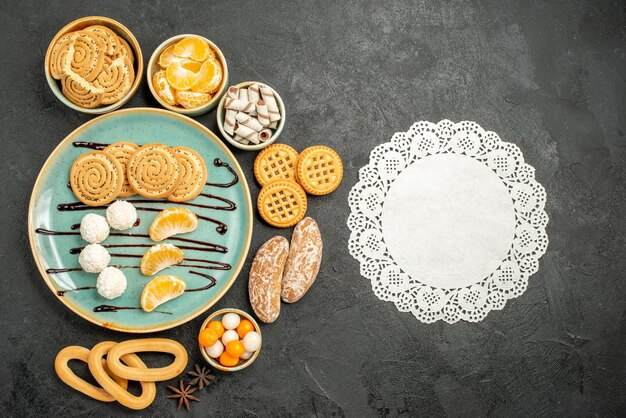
[80,213,110,244]
[96,267,127,299]
[79,243,111,273]
[106,200,137,230]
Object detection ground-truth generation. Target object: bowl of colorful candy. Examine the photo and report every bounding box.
[198,308,262,372]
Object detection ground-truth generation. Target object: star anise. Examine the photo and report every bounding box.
[167,380,200,411]
[188,364,216,390]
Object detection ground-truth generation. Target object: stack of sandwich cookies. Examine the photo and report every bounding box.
[49,25,135,109]
[69,142,208,205]
[253,144,343,228]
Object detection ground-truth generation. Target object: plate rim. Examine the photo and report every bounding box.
[27,107,253,333]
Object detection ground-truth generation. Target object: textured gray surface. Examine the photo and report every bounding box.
[1,0,625,416]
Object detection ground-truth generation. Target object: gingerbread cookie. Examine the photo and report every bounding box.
[167,146,207,202]
[257,180,307,228]
[70,151,123,206]
[127,143,181,199]
[295,145,343,195]
[254,143,299,186]
[103,142,138,197]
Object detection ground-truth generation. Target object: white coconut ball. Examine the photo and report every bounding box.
[96,267,127,299]
[106,200,137,230]
[78,243,111,273]
[80,213,110,244]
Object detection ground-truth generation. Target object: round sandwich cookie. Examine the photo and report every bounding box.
[254,143,299,187]
[257,180,307,228]
[295,145,343,195]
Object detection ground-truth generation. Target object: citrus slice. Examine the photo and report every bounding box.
[158,44,185,68]
[152,70,177,106]
[165,61,196,90]
[181,59,203,73]
[191,59,223,93]
[173,37,213,62]
[175,90,211,109]
[149,207,198,241]
[140,243,185,276]
[140,275,186,312]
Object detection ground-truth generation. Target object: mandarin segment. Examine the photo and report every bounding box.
[149,207,199,242]
[158,44,185,68]
[140,244,185,276]
[140,275,186,312]
[175,90,211,109]
[166,61,196,90]
[152,70,177,106]
[173,37,213,62]
[190,59,223,94]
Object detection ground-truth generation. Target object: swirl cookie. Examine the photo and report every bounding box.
[168,146,207,202]
[257,180,308,228]
[296,145,344,195]
[49,33,77,79]
[70,151,123,206]
[71,32,106,82]
[103,142,138,197]
[254,144,299,187]
[94,56,134,105]
[61,71,105,109]
[127,143,181,199]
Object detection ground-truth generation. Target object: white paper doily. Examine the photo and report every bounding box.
[347,120,548,323]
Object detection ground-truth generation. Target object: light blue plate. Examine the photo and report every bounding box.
[28,108,252,333]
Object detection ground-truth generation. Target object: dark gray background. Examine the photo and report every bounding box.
[1,0,625,416]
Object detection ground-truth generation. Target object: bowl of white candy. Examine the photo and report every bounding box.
[216,81,286,151]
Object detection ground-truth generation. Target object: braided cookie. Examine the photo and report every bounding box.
[55,346,129,402]
[71,32,105,82]
[70,151,123,206]
[254,143,299,186]
[167,146,207,202]
[61,72,104,109]
[257,180,308,228]
[49,33,77,79]
[88,341,157,410]
[296,145,344,195]
[103,142,138,197]
[127,143,181,199]
[94,56,134,105]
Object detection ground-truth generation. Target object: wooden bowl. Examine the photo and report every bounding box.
[216,81,286,151]
[44,16,143,114]
[147,34,228,116]
[199,308,261,372]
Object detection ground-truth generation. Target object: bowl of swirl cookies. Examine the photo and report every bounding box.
[45,16,143,114]
[147,34,228,116]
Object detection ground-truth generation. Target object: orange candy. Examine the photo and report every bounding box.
[225,340,245,358]
[198,328,219,347]
[207,321,225,338]
[219,352,239,367]
[236,319,255,339]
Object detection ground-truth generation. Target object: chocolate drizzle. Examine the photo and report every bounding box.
[72,141,107,150]
[206,158,239,188]
[93,305,172,315]
[70,242,227,254]
[57,286,95,296]
[185,271,217,292]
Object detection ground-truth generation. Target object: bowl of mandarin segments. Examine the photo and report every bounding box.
[147,34,228,116]
[199,308,262,372]
[44,16,143,114]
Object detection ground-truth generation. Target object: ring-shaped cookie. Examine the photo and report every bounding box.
[106,338,188,381]
[55,346,128,402]
[88,341,156,410]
